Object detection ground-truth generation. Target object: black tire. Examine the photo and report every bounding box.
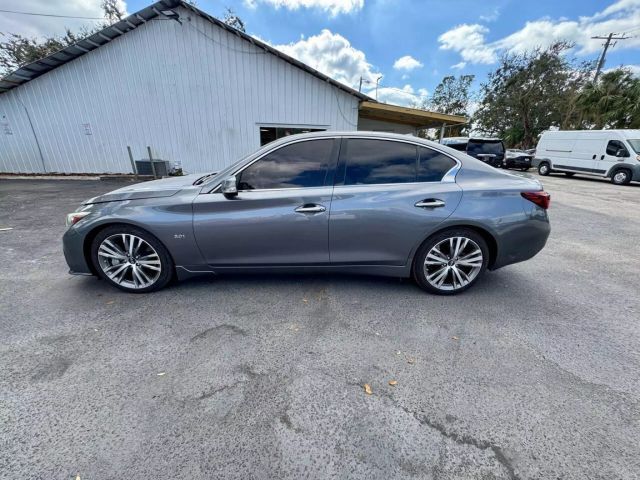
[413,228,489,295]
[564,172,575,177]
[538,162,551,176]
[91,224,174,293]
[611,169,632,185]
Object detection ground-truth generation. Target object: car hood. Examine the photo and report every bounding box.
[83,173,211,204]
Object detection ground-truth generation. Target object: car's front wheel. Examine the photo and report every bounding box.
[413,229,489,295]
[91,225,174,293]
[611,169,631,185]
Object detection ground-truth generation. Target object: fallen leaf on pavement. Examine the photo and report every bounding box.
[106,300,114,305]
[407,357,415,364]
[364,383,372,395]
[157,372,166,376]
[452,336,459,340]
[75,476,81,480]
[388,380,398,386]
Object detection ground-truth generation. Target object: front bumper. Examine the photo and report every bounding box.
[62,227,93,275]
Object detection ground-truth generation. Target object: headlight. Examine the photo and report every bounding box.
[65,211,91,227]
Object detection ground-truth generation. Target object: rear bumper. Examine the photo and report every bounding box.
[505,157,532,168]
[491,213,550,270]
[62,228,93,275]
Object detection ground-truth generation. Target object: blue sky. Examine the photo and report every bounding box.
[3,0,640,106]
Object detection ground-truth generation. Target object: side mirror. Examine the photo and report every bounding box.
[221,176,238,197]
[616,149,628,158]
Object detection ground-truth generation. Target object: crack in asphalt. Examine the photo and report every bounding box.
[399,405,520,480]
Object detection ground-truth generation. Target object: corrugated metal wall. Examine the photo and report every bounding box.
[0,7,360,174]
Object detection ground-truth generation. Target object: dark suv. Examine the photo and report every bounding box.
[441,137,505,168]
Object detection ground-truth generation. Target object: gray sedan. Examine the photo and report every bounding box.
[63,132,550,295]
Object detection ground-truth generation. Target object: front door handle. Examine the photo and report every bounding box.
[600,155,605,160]
[592,154,596,159]
[415,199,445,208]
[295,204,326,213]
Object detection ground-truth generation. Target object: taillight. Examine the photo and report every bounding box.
[521,191,550,210]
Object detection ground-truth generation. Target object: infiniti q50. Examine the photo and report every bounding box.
[63,132,550,295]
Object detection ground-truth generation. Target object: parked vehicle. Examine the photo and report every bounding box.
[440,137,505,168]
[533,129,640,185]
[63,132,550,295]
[504,149,533,171]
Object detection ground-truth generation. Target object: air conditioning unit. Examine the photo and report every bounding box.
[134,159,171,177]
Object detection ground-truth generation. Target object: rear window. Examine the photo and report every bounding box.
[418,147,456,182]
[342,139,417,185]
[467,140,504,155]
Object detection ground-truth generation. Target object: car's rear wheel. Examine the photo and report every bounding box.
[611,169,631,185]
[413,229,489,295]
[538,162,551,176]
[91,225,174,293]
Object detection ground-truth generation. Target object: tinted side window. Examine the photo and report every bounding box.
[238,139,333,190]
[343,139,417,185]
[418,147,457,182]
[606,140,628,156]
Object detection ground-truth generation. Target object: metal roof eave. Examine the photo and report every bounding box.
[358,101,468,128]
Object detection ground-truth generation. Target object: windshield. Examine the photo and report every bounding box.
[628,139,640,154]
[467,140,504,155]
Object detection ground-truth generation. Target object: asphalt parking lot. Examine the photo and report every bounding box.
[1,173,639,480]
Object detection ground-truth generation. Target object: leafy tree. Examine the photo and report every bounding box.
[429,75,475,116]
[473,43,592,148]
[0,1,126,77]
[577,68,640,129]
[223,8,246,33]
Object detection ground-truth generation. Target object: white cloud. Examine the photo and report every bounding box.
[244,0,364,16]
[606,64,640,76]
[0,0,127,39]
[479,8,500,22]
[274,28,381,87]
[393,55,423,71]
[438,24,497,64]
[368,84,428,107]
[439,0,640,65]
[451,61,467,70]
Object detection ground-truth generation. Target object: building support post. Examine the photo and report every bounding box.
[439,123,446,143]
[127,146,138,180]
[147,146,157,179]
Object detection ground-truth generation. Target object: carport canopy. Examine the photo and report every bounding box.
[358,101,467,131]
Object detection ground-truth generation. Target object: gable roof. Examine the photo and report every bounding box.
[0,0,370,100]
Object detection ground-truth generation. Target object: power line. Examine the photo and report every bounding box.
[0,8,106,20]
[592,33,630,81]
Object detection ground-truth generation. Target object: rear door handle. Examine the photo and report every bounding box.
[592,154,596,159]
[415,199,445,208]
[295,204,326,213]
[600,155,605,160]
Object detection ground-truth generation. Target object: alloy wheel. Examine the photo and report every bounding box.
[97,234,162,289]
[423,236,483,292]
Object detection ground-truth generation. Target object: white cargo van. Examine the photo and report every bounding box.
[533,130,640,185]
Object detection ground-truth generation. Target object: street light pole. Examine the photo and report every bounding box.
[375,75,382,101]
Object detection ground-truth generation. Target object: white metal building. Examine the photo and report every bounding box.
[0,0,464,174]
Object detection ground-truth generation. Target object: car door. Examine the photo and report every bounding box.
[597,139,630,174]
[329,138,462,266]
[192,138,338,267]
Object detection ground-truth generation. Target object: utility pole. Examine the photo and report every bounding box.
[375,75,382,101]
[358,76,363,93]
[592,33,629,82]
